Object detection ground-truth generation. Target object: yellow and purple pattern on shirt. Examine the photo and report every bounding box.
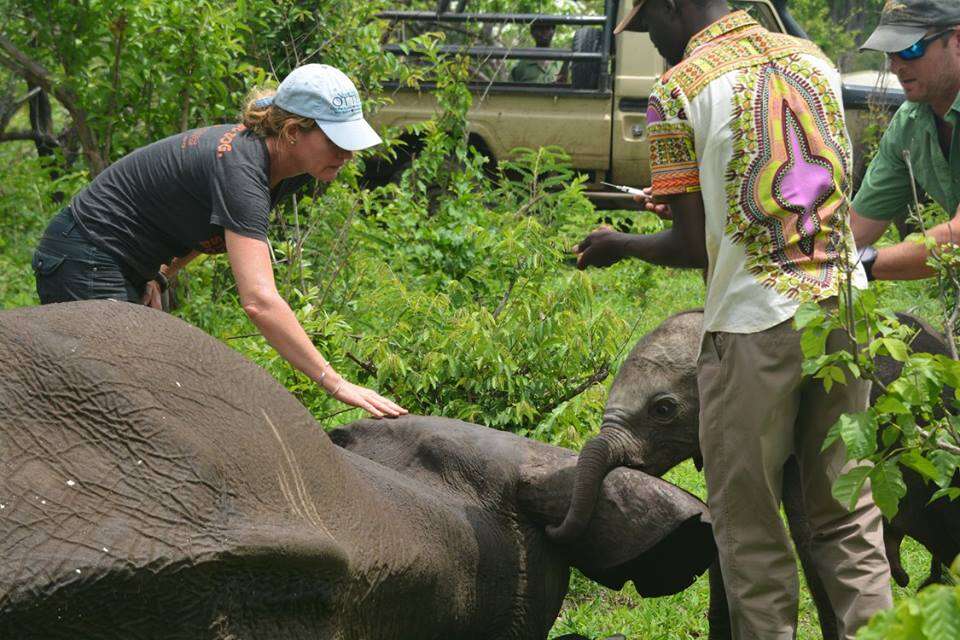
[727,58,851,299]
[647,11,853,302]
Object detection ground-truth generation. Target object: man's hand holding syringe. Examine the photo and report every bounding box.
[601,182,672,220]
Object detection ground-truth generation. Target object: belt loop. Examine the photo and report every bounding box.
[711,332,725,359]
[60,206,78,237]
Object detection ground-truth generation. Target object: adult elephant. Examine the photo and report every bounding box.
[0,301,715,639]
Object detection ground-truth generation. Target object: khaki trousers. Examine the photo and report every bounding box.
[697,315,892,639]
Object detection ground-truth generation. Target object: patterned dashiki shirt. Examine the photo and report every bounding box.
[647,11,867,334]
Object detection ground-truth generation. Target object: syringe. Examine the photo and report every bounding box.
[601,181,646,197]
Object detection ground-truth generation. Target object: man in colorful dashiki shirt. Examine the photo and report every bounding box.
[850,0,960,281]
[573,1,892,637]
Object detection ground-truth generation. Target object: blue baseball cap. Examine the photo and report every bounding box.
[255,64,382,151]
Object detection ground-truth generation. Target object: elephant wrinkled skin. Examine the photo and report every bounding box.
[0,301,715,639]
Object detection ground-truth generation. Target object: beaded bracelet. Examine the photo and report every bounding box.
[328,378,345,397]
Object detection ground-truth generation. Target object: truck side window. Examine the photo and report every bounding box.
[730,1,780,32]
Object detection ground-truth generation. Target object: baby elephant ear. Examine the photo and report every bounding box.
[519,458,716,596]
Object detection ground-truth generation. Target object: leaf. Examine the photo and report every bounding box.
[874,395,910,415]
[899,450,945,486]
[897,413,919,440]
[929,450,960,488]
[870,460,907,520]
[832,464,872,512]
[891,377,925,406]
[920,585,960,640]
[930,487,960,503]
[824,411,877,459]
[822,415,845,452]
[936,357,960,389]
[821,371,834,393]
[882,337,910,362]
[881,424,901,449]
[794,302,824,330]
[801,326,829,359]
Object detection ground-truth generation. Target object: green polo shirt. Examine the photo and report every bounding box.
[509,59,561,83]
[852,91,960,220]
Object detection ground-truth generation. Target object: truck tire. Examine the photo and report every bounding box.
[571,27,602,90]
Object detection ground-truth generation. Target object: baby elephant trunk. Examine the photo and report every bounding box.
[546,433,623,544]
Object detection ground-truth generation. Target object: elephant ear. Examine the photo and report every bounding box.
[518,457,716,596]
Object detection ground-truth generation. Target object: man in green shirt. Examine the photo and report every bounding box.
[510,23,562,83]
[851,0,960,280]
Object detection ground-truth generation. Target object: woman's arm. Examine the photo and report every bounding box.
[225,229,406,418]
[163,250,201,279]
[142,251,203,309]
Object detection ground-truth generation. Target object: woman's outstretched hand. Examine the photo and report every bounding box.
[328,379,407,419]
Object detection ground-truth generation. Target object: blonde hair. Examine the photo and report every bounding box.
[241,88,316,143]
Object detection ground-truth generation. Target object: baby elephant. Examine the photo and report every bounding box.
[550,309,960,639]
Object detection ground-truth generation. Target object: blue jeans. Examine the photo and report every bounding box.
[33,207,144,304]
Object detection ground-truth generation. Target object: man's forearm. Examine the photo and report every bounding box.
[850,209,889,247]
[873,217,960,281]
[622,229,707,269]
[873,242,933,280]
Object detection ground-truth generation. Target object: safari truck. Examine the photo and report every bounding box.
[368,0,904,207]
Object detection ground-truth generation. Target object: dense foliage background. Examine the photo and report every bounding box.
[1,1,953,638]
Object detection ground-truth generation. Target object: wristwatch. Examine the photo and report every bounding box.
[858,246,877,282]
[154,271,170,292]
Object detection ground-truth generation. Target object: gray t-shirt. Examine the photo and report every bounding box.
[71,124,311,280]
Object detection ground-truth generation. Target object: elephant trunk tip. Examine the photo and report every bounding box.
[546,435,618,545]
[545,518,589,545]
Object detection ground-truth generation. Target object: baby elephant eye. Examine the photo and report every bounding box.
[649,396,679,420]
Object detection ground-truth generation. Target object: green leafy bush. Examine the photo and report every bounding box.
[164,47,650,445]
[858,572,960,639]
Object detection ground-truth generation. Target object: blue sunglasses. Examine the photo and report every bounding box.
[893,28,955,61]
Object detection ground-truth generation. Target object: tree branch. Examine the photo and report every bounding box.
[493,276,517,320]
[103,14,127,160]
[345,351,400,398]
[0,33,106,174]
[0,129,57,145]
[916,426,960,456]
[532,361,611,424]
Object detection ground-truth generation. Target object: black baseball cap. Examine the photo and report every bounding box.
[861,0,960,52]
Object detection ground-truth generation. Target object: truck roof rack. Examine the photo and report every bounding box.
[377,12,607,27]
[381,44,602,63]
[378,0,618,91]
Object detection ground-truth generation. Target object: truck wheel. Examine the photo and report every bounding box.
[571,27,602,90]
